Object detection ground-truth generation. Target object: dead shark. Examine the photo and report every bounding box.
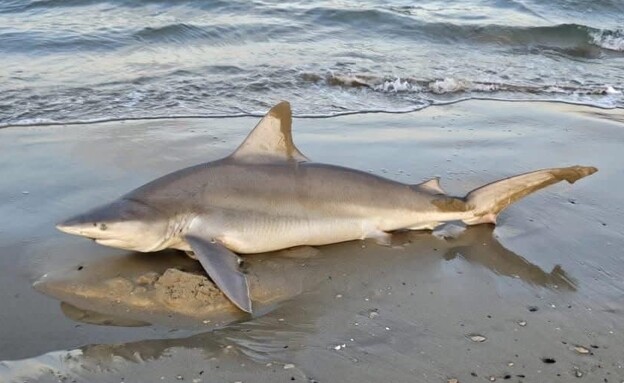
[56,101,597,313]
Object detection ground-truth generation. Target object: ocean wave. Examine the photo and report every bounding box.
[2,5,621,57]
[0,0,621,128]
[133,23,226,44]
[0,0,100,13]
[132,22,305,46]
[0,22,303,53]
[302,6,623,53]
[0,0,234,13]
[2,0,622,55]
[1,71,621,128]
[590,29,624,51]
[304,73,621,97]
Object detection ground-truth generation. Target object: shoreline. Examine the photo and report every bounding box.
[1,98,622,130]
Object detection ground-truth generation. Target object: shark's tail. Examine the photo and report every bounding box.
[458,165,597,225]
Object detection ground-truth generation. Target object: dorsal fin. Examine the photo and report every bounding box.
[230,101,309,164]
[414,177,445,195]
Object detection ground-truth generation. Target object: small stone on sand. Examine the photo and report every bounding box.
[574,370,583,378]
[573,346,590,354]
[517,320,527,327]
[284,364,295,370]
[469,335,487,342]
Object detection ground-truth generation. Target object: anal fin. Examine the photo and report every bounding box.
[364,229,392,246]
[184,235,252,313]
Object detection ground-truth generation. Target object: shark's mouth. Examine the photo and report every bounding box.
[94,238,134,250]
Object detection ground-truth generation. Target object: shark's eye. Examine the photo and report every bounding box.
[99,223,108,231]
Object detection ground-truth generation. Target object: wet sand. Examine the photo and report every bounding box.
[1,100,623,382]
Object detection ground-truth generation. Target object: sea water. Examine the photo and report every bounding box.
[0,0,622,127]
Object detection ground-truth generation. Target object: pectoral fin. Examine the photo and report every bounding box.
[184,235,252,313]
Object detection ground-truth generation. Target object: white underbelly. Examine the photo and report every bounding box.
[220,216,374,254]
[181,209,475,254]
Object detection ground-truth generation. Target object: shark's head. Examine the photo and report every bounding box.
[56,199,170,252]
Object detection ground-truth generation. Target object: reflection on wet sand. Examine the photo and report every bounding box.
[79,316,314,367]
[60,302,150,327]
[0,316,316,383]
[442,225,576,291]
[37,225,575,330]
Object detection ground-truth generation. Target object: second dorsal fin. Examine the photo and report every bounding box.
[414,177,445,195]
[230,101,309,164]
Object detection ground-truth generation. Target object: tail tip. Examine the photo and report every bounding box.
[562,165,598,184]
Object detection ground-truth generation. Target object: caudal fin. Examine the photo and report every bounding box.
[463,165,597,224]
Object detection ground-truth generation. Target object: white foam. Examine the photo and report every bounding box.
[472,83,501,92]
[604,85,621,95]
[590,29,624,51]
[544,86,567,94]
[0,349,83,382]
[428,78,470,94]
[373,77,420,92]
[122,90,146,107]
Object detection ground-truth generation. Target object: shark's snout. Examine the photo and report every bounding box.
[56,221,82,235]
[56,201,125,240]
[56,199,171,252]
[56,215,106,238]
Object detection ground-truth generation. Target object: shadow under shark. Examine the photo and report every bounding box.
[36,225,576,329]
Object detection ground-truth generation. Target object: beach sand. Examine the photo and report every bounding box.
[0,100,623,382]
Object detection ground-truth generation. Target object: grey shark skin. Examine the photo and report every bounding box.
[57,101,598,313]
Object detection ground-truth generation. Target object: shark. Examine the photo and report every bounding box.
[56,101,597,313]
